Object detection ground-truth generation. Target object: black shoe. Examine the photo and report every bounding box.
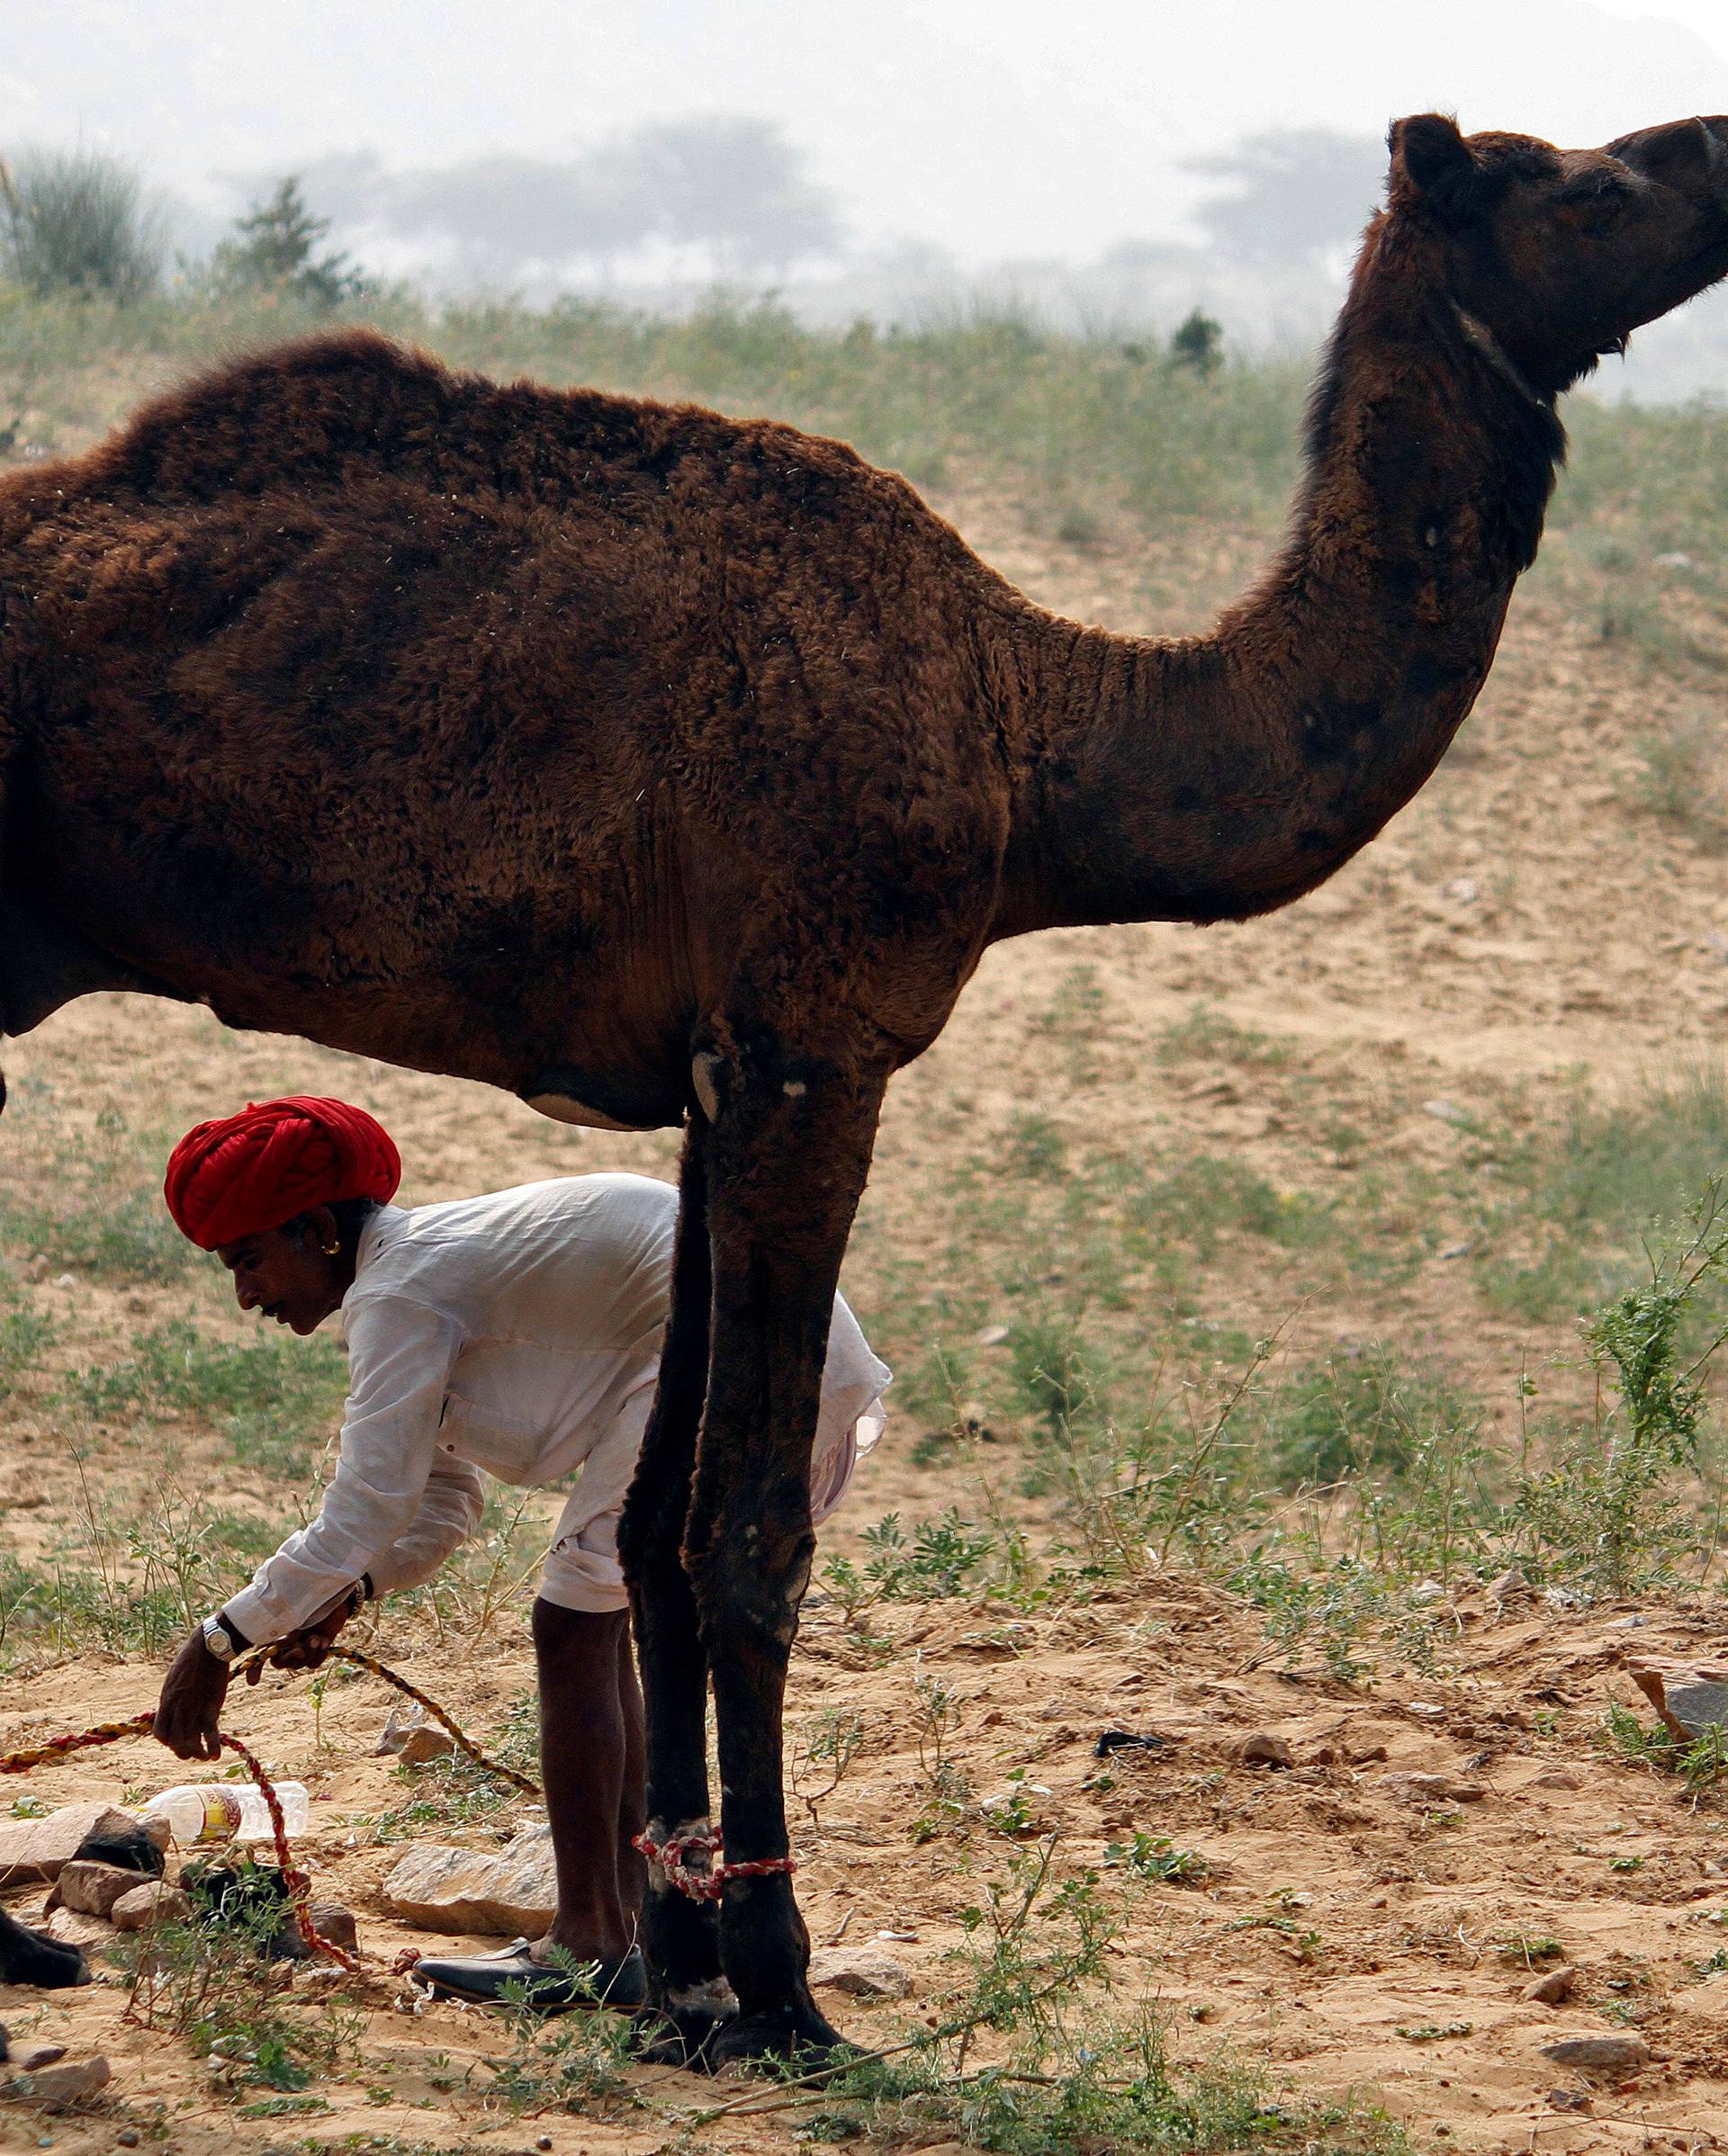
[410,1938,646,2012]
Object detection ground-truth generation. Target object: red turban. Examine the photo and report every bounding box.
[164,1096,401,1251]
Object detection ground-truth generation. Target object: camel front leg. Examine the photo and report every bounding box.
[683,1046,886,2063]
[616,1113,729,2058]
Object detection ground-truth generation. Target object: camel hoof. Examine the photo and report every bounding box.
[706,1990,849,2071]
[631,1979,739,2069]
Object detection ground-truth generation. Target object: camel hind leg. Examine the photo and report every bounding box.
[681,1023,889,2062]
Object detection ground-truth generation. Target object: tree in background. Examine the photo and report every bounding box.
[608,116,842,276]
[1185,129,1385,269]
[1167,308,1224,375]
[0,148,161,301]
[295,114,841,287]
[211,177,362,307]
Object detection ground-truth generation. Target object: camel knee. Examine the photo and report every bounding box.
[689,1523,814,1657]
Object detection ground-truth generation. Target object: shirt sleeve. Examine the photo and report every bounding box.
[364,1456,487,1597]
[224,1295,464,1645]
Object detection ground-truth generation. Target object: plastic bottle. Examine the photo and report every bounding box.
[140,1780,310,1845]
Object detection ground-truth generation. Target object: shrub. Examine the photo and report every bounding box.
[0,149,161,300]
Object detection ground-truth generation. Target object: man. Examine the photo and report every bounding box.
[152,1096,887,2009]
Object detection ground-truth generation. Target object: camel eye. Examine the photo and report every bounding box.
[1561,177,1632,232]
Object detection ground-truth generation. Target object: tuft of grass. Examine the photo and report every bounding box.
[1250,1345,1481,1492]
[1474,1063,1728,1321]
[1635,714,1728,847]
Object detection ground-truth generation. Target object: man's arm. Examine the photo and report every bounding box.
[154,1297,461,1759]
[222,1297,462,1645]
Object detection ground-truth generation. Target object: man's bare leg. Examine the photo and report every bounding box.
[533,1598,639,1963]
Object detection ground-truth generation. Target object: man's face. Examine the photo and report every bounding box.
[218,1216,346,1335]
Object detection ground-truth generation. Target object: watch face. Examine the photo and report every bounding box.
[204,1622,233,1659]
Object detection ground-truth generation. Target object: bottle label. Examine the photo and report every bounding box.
[201,1790,242,1839]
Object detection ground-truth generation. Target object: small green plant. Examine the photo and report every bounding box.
[1103,1829,1209,1884]
[1602,1700,1728,1798]
[121,1888,361,2092]
[1518,1181,1728,1594]
[1495,1932,1564,1967]
[481,1950,638,2114]
[789,1707,866,1827]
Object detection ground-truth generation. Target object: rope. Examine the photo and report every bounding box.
[0,1711,154,1774]
[315,1646,541,1796]
[633,1826,796,1902]
[0,1648,535,1971]
[218,1729,359,1972]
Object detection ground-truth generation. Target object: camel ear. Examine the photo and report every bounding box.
[1389,113,1482,219]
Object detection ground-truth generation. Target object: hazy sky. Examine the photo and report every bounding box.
[10,0,1728,262]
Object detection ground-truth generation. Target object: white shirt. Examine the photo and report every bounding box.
[225,1172,890,1643]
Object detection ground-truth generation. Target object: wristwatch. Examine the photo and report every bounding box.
[202,1614,242,1661]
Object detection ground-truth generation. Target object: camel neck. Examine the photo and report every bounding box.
[995,242,1565,938]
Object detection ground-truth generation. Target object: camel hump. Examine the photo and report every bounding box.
[85,328,479,503]
[49,325,790,513]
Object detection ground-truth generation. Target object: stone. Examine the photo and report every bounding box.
[44,1907,112,1949]
[311,1901,358,1951]
[110,1882,193,1933]
[277,1902,359,1960]
[1627,1662,1728,1744]
[396,1726,456,1765]
[382,1822,556,1935]
[10,2045,66,2072]
[808,1945,913,2000]
[0,2054,112,2110]
[58,1861,153,1918]
[376,1703,456,1765]
[1524,1965,1578,2005]
[1374,1773,1486,1803]
[1239,1733,1293,1768]
[1486,1568,1531,1601]
[0,1805,142,1889]
[1539,2035,1650,2070]
[1530,1769,1585,1791]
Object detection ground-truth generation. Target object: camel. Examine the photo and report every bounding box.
[0,111,1724,2060]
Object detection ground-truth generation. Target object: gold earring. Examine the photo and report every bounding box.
[322,1239,340,1255]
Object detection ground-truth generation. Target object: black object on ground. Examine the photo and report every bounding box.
[1094,1729,1168,1758]
[0,1904,89,1990]
[70,1820,165,1878]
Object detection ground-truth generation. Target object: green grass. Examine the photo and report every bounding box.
[71,1316,348,1476]
[1468,1063,1728,1321]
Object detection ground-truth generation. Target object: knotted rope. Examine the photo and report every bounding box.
[633,1825,796,1902]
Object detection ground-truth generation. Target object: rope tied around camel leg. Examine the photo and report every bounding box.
[634,1825,797,1901]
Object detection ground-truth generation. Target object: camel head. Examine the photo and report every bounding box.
[1383,112,1728,391]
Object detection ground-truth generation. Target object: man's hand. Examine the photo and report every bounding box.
[154,1625,230,1761]
[245,1583,363,1681]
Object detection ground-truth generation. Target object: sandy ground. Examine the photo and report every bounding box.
[4,467,1728,2154]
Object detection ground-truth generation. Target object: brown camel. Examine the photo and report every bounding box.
[1,111,1725,2059]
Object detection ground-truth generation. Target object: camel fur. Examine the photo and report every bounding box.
[2,112,1727,2060]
